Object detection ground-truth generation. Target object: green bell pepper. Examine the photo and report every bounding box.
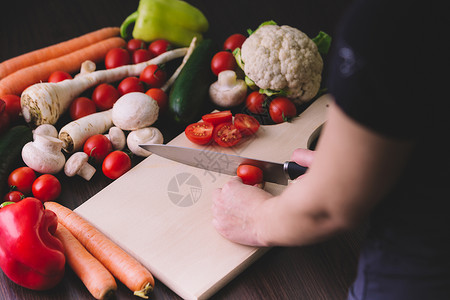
[120,0,209,47]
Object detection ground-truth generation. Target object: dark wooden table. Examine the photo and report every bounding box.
[1,0,364,299]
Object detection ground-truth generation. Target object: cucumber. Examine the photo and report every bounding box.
[0,125,33,197]
[169,39,215,125]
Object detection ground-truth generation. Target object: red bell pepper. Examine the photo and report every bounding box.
[0,197,66,290]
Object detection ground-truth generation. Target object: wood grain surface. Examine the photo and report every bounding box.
[0,1,363,299]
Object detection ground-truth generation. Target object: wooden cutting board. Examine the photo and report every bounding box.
[75,94,330,300]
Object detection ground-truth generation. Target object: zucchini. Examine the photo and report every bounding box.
[0,125,33,197]
[169,39,215,125]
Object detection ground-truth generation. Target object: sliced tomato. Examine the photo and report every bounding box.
[201,111,232,125]
[213,122,242,147]
[234,114,260,136]
[237,165,264,185]
[185,122,214,145]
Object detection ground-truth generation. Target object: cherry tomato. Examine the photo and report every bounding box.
[117,77,145,96]
[127,39,146,52]
[32,174,61,202]
[102,151,131,180]
[69,97,96,120]
[0,94,22,122]
[145,88,168,112]
[92,83,120,110]
[269,97,297,123]
[3,191,24,203]
[237,165,264,185]
[139,64,167,88]
[105,48,130,69]
[48,70,72,83]
[148,39,171,57]
[211,51,237,76]
[132,49,154,64]
[246,91,268,114]
[8,166,36,194]
[201,110,232,125]
[185,122,214,145]
[213,122,242,147]
[223,33,247,51]
[234,114,260,136]
[0,99,5,113]
[83,134,113,165]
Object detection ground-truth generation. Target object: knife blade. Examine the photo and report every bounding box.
[139,144,307,185]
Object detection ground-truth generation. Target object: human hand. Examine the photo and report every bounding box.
[290,148,315,167]
[212,176,272,246]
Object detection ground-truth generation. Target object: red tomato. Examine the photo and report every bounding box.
[127,39,146,52]
[139,64,167,88]
[105,48,131,69]
[185,122,214,145]
[237,165,264,185]
[132,49,154,64]
[0,99,4,113]
[32,174,61,202]
[69,97,96,120]
[234,114,260,136]
[213,122,242,147]
[269,97,297,123]
[223,33,247,51]
[83,134,113,164]
[211,51,237,76]
[8,167,36,195]
[48,70,72,83]
[246,91,268,114]
[102,151,132,179]
[145,88,168,112]
[0,94,22,122]
[201,111,232,125]
[117,77,145,96]
[92,83,120,110]
[148,39,171,57]
[3,191,24,203]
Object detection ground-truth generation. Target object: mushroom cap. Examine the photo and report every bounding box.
[33,124,58,138]
[64,152,89,177]
[127,127,164,157]
[106,126,126,150]
[112,92,159,130]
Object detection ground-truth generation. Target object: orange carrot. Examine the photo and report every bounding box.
[0,27,120,80]
[46,202,155,299]
[0,37,126,97]
[55,223,117,300]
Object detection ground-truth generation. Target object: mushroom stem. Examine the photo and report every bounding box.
[78,163,96,181]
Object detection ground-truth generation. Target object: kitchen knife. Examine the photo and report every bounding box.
[139,144,307,185]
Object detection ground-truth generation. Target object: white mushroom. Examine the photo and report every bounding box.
[64,152,96,181]
[104,126,126,150]
[33,124,58,138]
[21,133,66,174]
[112,92,159,131]
[127,127,164,157]
[209,70,247,107]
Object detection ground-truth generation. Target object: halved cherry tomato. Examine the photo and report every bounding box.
[8,166,36,195]
[145,88,168,112]
[246,91,268,114]
[213,122,242,147]
[234,114,260,136]
[185,122,214,145]
[223,33,246,51]
[269,97,297,123]
[139,64,167,88]
[102,151,132,180]
[237,165,264,185]
[148,39,171,57]
[32,174,61,202]
[83,134,113,165]
[69,97,97,120]
[201,111,232,125]
[211,51,237,76]
[48,71,72,83]
[3,191,24,203]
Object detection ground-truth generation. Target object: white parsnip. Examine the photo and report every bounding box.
[59,110,113,153]
[21,47,188,126]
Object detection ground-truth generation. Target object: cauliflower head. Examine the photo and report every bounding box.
[240,24,323,104]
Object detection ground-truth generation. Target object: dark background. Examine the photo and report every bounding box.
[0,1,363,299]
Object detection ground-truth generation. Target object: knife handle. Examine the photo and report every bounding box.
[283,161,308,180]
